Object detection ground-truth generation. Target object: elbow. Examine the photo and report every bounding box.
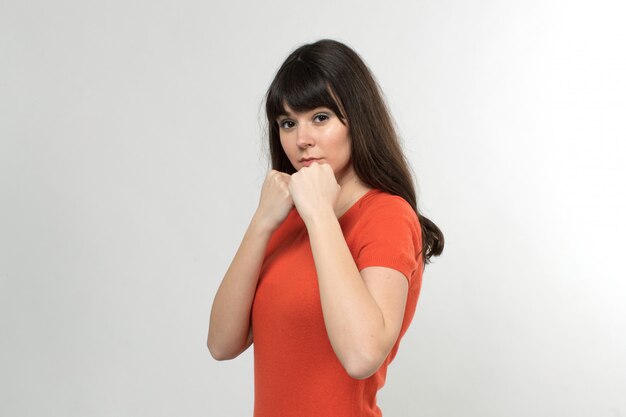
[207,343,234,361]
[207,338,247,361]
[346,361,379,380]
[208,345,226,361]
[343,348,385,380]
[207,340,224,361]
[207,338,233,361]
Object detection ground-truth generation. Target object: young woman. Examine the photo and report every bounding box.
[208,39,444,417]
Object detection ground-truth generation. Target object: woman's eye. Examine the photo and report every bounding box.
[314,113,329,122]
[279,120,295,129]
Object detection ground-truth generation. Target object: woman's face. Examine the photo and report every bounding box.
[277,104,354,185]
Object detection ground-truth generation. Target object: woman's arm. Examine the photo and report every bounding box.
[287,162,410,379]
[306,210,409,379]
[207,215,274,360]
[207,171,293,360]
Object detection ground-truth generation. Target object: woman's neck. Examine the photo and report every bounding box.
[333,166,372,218]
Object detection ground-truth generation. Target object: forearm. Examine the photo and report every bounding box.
[207,215,274,360]
[305,209,386,375]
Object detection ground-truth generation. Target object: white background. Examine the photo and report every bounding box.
[1,1,625,416]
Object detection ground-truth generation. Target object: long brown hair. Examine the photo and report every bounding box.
[264,39,444,265]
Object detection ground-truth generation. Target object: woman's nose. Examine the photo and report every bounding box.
[296,125,315,148]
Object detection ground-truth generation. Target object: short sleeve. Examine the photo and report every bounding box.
[355,196,422,284]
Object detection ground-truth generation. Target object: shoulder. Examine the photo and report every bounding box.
[351,190,423,280]
[348,189,422,245]
[359,190,419,227]
[366,190,413,210]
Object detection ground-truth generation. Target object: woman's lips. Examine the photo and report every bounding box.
[301,158,321,167]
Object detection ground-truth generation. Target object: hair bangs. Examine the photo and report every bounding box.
[266,60,345,123]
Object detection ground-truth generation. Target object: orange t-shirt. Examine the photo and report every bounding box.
[251,188,424,417]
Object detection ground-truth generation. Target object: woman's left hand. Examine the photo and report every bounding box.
[288,162,341,224]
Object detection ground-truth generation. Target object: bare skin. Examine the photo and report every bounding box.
[206,170,292,360]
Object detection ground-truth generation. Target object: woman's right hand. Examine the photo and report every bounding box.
[253,170,294,232]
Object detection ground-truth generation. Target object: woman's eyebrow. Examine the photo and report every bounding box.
[277,107,329,120]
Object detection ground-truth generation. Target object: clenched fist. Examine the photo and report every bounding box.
[253,170,294,232]
[288,162,341,225]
